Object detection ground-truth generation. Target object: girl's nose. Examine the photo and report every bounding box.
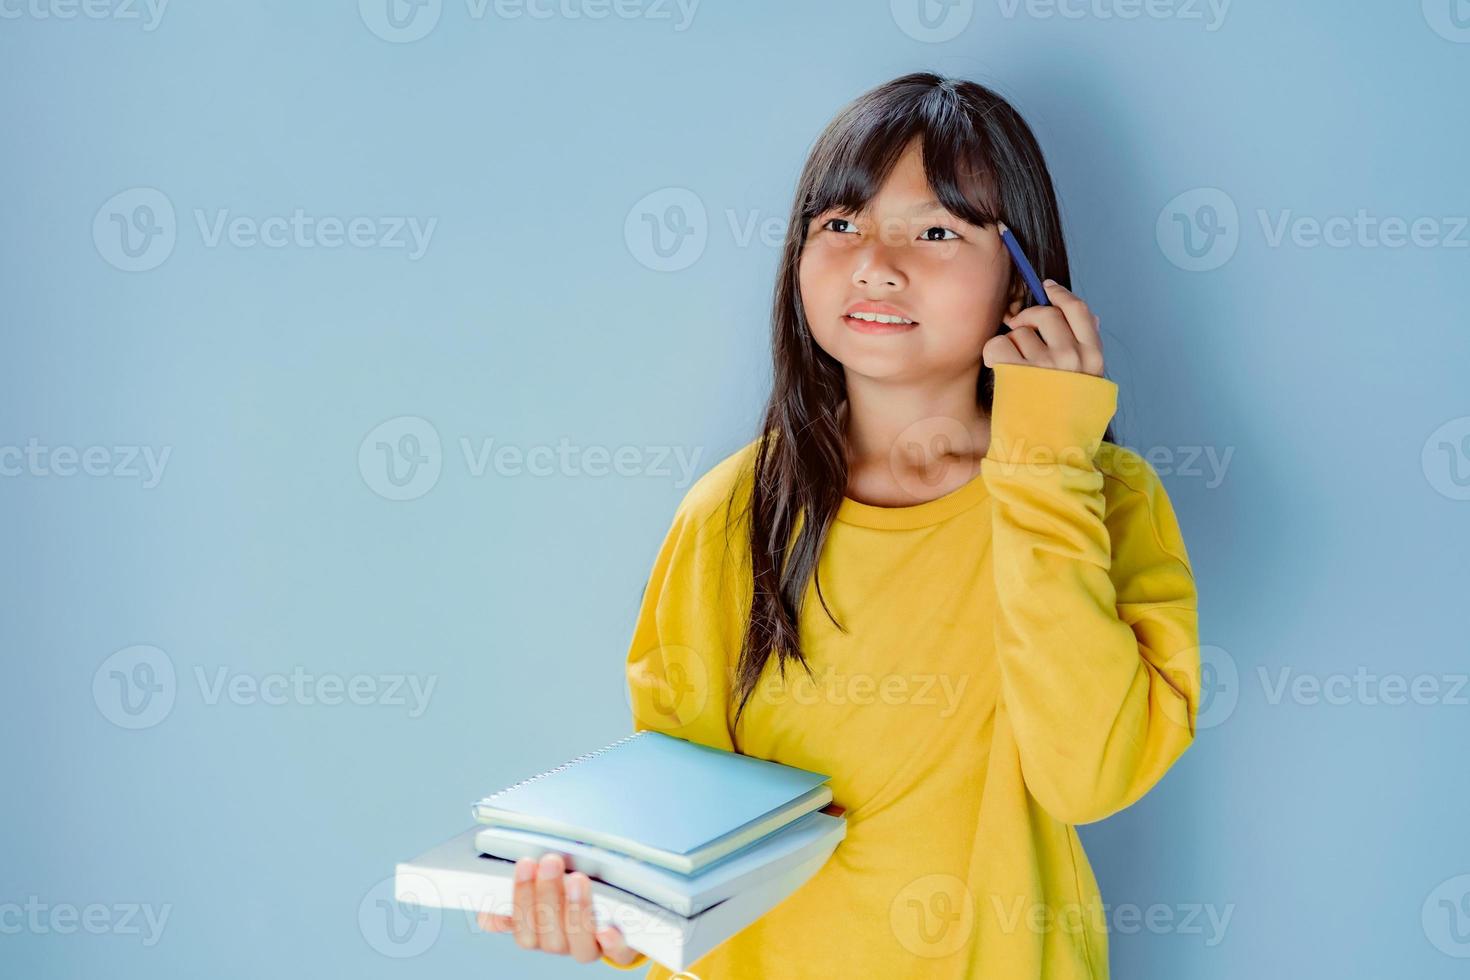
[853,264,904,288]
[852,251,904,290]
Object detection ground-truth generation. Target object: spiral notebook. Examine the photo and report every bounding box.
[470,729,834,875]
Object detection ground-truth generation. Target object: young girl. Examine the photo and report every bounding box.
[480,71,1201,979]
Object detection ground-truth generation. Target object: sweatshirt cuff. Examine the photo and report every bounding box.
[600,951,648,970]
[985,362,1118,467]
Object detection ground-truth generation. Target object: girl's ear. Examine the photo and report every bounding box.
[1004,274,1028,318]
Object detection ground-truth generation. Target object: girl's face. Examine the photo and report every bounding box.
[798,137,1019,384]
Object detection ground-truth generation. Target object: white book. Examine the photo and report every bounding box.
[474,807,845,917]
[395,821,845,972]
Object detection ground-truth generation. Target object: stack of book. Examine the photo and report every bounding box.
[394,729,847,971]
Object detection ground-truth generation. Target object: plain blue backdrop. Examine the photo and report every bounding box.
[2,1,1467,977]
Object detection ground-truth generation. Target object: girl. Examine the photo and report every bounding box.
[480,71,1201,979]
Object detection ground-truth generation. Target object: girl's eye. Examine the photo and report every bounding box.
[815,217,964,241]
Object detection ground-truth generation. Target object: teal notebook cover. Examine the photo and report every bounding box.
[470,729,832,858]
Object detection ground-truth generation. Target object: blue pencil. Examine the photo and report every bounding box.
[996,222,1050,335]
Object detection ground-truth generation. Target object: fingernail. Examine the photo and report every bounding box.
[538,853,561,878]
[514,858,534,883]
[1043,278,1057,286]
[566,875,583,902]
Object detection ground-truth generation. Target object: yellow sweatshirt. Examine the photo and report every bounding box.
[601,362,1200,979]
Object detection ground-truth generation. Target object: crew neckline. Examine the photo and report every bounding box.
[834,465,990,530]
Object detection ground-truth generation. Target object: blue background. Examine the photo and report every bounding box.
[2,1,1467,977]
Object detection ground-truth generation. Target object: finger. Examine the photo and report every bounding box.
[533,853,569,954]
[1072,309,1105,375]
[1041,279,1091,331]
[1063,300,1102,349]
[511,858,538,949]
[983,331,1026,368]
[1041,280,1105,373]
[597,924,641,967]
[1002,304,1067,334]
[563,872,601,964]
[476,911,513,932]
[1005,323,1050,365]
[1006,307,1082,369]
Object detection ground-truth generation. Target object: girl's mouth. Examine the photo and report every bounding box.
[844,314,918,335]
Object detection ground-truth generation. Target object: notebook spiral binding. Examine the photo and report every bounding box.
[472,730,650,812]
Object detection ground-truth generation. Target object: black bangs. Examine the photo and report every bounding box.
[920,109,1004,229]
[799,110,920,221]
[798,77,1004,230]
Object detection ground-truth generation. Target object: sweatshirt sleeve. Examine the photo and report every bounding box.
[601,949,650,971]
[623,485,741,752]
[980,362,1201,826]
[601,481,746,971]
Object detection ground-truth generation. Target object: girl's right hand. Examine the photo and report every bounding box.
[476,853,641,967]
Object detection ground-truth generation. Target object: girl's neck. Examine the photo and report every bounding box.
[837,372,991,505]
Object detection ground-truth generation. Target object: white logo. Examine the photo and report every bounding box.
[94,188,177,272]
[1194,645,1239,730]
[1423,0,1470,42]
[93,645,177,729]
[359,0,442,42]
[625,188,707,272]
[1422,416,1470,500]
[359,416,443,500]
[1422,874,1470,957]
[890,0,974,42]
[1156,187,1238,272]
[359,873,441,957]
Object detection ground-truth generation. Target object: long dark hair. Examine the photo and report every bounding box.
[726,71,1119,730]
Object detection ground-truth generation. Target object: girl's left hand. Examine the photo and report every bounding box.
[982,279,1105,378]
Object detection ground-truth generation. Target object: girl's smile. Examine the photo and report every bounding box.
[843,300,919,333]
[845,301,918,323]
[843,315,919,335]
